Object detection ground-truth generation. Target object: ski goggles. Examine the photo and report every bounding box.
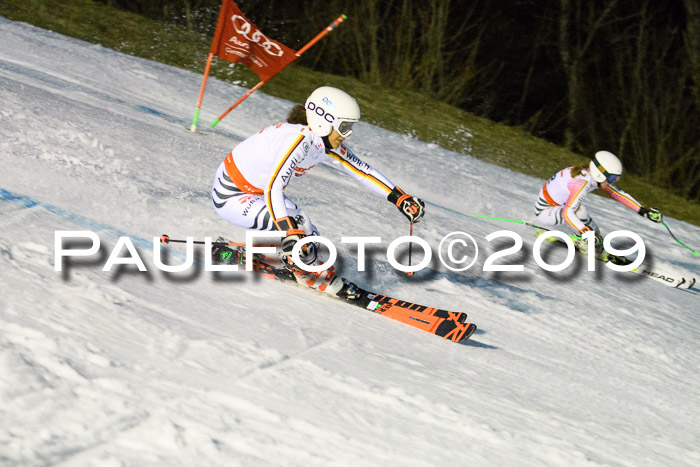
[593,159,620,184]
[335,120,356,137]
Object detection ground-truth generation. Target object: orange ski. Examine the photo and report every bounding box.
[163,235,478,343]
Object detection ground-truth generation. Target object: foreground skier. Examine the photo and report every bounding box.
[211,86,425,296]
[533,150,663,254]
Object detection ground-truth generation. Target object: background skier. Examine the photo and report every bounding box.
[533,150,663,255]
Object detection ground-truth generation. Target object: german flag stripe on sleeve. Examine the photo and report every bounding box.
[327,152,392,194]
[562,182,587,231]
[607,186,641,209]
[567,181,587,206]
[564,207,580,231]
[266,134,304,221]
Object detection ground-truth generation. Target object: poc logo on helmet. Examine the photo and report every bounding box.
[306,101,335,123]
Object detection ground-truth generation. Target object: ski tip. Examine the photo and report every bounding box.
[460,323,477,342]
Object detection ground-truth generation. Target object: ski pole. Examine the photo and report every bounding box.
[461,213,550,231]
[660,222,699,256]
[406,223,415,277]
[462,214,581,239]
[160,235,277,249]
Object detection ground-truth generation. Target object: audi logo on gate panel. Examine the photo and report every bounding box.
[230,15,284,57]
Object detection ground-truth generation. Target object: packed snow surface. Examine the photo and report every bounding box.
[1,18,698,466]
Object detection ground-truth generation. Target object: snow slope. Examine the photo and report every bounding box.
[1,18,699,466]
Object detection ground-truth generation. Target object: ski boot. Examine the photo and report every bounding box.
[574,236,609,261]
[283,257,345,295]
[336,279,365,303]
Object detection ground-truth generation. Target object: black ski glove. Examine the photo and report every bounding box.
[638,207,662,223]
[388,186,425,223]
[281,230,308,257]
[275,216,313,258]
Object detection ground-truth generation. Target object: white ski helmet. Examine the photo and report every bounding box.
[305,86,360,138]
[589,150,623,183]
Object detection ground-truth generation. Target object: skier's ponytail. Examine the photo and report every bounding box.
[287,104,308,125]
[570,165,588,177]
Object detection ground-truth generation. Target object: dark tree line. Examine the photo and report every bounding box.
[98,0,700,200]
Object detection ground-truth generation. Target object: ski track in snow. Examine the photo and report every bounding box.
[1,18,699,466]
